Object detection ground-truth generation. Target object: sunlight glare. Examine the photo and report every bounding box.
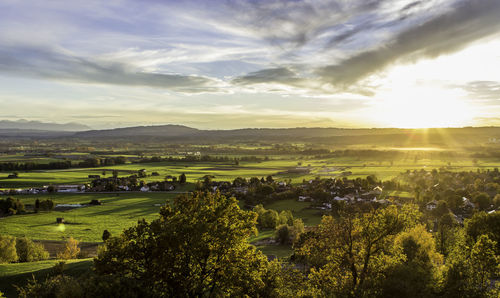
[374,86,473,128]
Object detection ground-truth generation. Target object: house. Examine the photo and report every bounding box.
[140,186,150,192]
[372,186,383,195]
[426,200,438,211]
[298,196,310,202]
[462,197,475,209]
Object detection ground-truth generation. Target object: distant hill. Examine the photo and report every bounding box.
[0,120,91,131]
[71,125,500,146]
[0,129,74,138]
[2,124,500,147]
[75,125,200,138]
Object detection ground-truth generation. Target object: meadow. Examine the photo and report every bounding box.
[2,154,500,189]
[0,193,177,242]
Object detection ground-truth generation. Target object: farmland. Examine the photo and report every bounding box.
[2,131,500,297]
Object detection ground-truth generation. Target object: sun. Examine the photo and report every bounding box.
[373,86,474,128]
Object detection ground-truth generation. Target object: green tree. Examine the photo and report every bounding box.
[474,192,491,211]
[381,225,443,297]
[56,237,80,260]
[299,205,416,297]
[15,237,49,262]
[179,173,186,184]
[0,235,18,263]
[94,192,270,297]
[102,230,111,242]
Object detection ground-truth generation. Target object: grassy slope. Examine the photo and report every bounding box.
[0,193,177,242]
[0,259,93,298]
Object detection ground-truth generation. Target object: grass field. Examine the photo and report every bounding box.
[2,155,500,189]
[265,199,324,226]
[0,193,177,242]
[0,259,93,297]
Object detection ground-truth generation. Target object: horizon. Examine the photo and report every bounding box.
[1,0,500,129]
[2,118,500,132]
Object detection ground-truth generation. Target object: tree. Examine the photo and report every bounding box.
[15,237,49,262]
[443,232,500,297]
[380,225,443,297]
[179,173,186,184]
[469,235,499,294]
[0,235,18,263]
[102,230,111,242]
[94,192,270,297]
[474,192,491,211]
[297,205,419,297]
[57,237,80,259]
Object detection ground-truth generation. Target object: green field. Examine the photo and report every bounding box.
[0,193,177,242]
[0,259,93,297]
[2,155,500,189]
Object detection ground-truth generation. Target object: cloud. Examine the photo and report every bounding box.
[232,67,303,85]
[0,45,224,93]
[462,81,500,102]
[317,0,500,87]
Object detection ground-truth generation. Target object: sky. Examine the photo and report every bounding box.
[0,0,500,129]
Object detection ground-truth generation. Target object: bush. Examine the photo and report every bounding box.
[0,197,25,216]
[37,199,55,211]
[275,219,304,245]
[16,237,49,262]
[102,230,111,241]
[57,237,80,260]
[17,275,84,298]
[0,235,18,263]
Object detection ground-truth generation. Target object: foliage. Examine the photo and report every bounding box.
[15,237,49,262]
[296,205,420,297]
[0,197,25,216]
[380,225,443,297]
[465,211,500,254]
[94,191,271,297]
[0,235,18,263]
[442,232,500,298]
[37,199,55,211]
[57,237,80,260]
[275,219,305,245]
[101,230,111,242]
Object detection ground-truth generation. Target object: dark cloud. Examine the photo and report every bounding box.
[401,1,422,12]
[222,0,382,47]
[462,81,500,102]
[0,45,222,93]
[317,0,500,86]
[232,67,303,85]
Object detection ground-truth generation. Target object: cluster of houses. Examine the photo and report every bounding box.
[0,184,85,195]
[299,186,391,210]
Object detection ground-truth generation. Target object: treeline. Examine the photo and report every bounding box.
[0,157,127,171]
[136,155,265,163]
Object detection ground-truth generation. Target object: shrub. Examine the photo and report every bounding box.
[50,261,67,276]
[57,237,80,260]
[102,230,111,241]
[0,235,18,263]
[16,237,49,262]
[0,197,25,216]
[38,199,55,211]
[17,275,84,298]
